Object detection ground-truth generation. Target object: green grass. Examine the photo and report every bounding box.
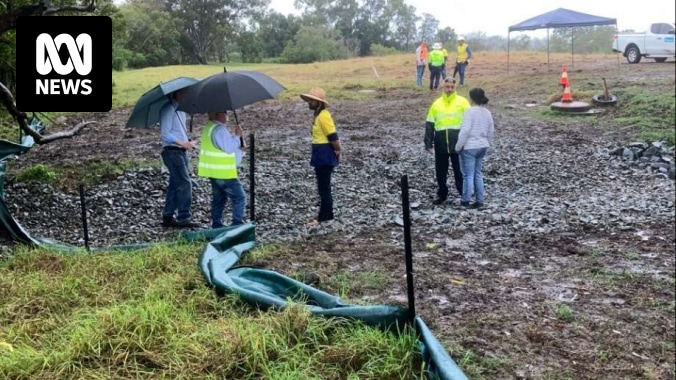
[553,303,574,322]
[14,164,57,184]
[0,244,424,379]
[611,88,676,145]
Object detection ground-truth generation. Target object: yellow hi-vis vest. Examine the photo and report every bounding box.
[429,49,445,67]
[427,93,470,131]
[456,43,469,63]
[198,121,238,179]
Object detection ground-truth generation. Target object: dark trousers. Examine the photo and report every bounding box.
[435,151,463,199]
[315,165,334,221]
[429,66,442,89]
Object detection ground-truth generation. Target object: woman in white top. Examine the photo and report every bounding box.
[455,88,495,208]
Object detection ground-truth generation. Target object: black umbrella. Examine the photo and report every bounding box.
[177,70,286,116]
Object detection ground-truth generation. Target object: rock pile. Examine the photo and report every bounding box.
[607,141,675,180]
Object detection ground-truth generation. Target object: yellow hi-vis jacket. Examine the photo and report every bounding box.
[429,49,445,67]
[456,43,470,63]
[198,121,238,179]
[424,93,470,154]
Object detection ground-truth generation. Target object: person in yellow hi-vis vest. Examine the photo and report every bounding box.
[424,77,471,205]
[198,111,246,228]
[453,36,473,86]
[428,43,445,90]
[301,88,342,224]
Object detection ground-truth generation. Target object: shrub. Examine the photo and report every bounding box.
[17,164,57,184]
[369,44,399,56]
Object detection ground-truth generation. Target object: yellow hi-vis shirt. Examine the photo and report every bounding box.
[198,121,238,179]
[311,109,336,144]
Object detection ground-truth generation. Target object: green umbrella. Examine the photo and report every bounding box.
[126,77,199,128]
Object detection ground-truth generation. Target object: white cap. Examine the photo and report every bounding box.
[457,36,466,41]
[432,42,442,49]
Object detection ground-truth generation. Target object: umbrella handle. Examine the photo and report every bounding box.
[232,110,244,148]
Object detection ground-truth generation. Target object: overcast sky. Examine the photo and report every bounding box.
[268,0,675,37]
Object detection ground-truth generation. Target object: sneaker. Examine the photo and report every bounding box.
[460,201,471,208]
[162,216,177,227]
[433,198,447,205]
[471,202,484,209]
[174,219,201,228]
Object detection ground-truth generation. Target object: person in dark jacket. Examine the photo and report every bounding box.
[424,77,471,204]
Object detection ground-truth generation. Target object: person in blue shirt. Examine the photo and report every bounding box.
[197,111,246,228]
[159,88,199,228]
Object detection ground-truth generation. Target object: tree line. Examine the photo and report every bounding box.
[111,0,618,70]
[0,0,620,84]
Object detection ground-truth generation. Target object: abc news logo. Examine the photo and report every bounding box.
[36,33,93,95]
[17,16,112,112]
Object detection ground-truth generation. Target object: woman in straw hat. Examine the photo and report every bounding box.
[300,88,342,224]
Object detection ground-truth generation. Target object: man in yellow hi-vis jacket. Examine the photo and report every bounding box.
[453,36,473,86]
[424,77,471,205]
[198,111,246,228]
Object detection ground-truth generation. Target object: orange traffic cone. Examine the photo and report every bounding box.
[561,84,573,103]
[559,65,569,88]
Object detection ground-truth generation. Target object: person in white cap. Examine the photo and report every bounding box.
[453,36,473,86]
[428,43,445,90]
[300,88,342,224]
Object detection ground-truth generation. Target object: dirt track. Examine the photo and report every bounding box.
[4,58,676,378]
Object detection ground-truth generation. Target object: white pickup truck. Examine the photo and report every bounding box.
[612,22,675,63]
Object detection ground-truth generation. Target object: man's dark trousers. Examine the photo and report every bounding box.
[435,150,463,200]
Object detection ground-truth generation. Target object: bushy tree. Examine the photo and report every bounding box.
[238,30,263,62]
[255,12,302,58]
[281,25,349,63]
[418,13,438,43]
[118,0,183,68]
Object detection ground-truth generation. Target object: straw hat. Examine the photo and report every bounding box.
[300,88,328,105]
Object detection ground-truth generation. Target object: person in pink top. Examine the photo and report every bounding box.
[415,39,428,87]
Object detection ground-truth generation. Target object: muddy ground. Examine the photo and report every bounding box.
[3,58,675,379]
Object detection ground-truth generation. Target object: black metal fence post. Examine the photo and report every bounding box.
[401,175,416,324]
[78,184,90,252]
[249,133,255,222]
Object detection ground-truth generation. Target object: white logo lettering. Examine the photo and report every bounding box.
[36,33,92,76]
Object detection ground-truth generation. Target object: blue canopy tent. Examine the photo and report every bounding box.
[508,8,617,72]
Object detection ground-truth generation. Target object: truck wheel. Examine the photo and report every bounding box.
[654,58,667,63]
[625,46,641,64]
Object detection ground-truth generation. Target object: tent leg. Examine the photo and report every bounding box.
[507,32,510,75]
[571,27,575,69]
[547,28,550,71]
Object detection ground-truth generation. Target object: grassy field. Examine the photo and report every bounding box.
[0,244,423,379]
[108,51,671,146]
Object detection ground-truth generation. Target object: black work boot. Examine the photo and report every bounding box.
[162,216,177,227]
[175,219,201,228]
